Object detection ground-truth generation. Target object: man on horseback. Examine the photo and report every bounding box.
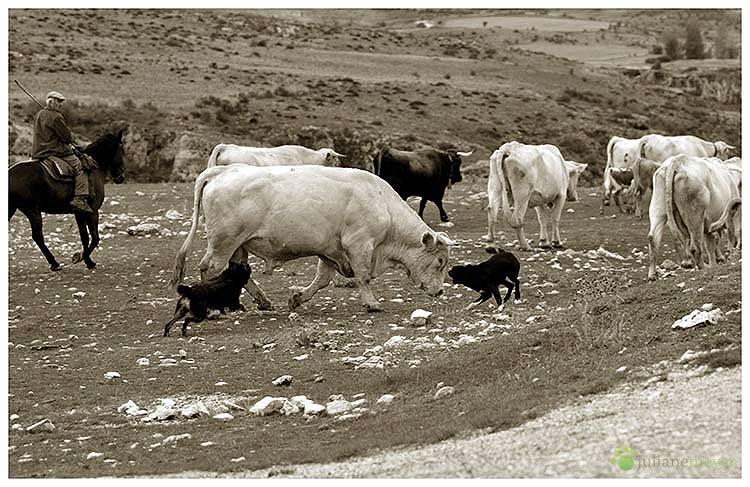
[31,91,93,214]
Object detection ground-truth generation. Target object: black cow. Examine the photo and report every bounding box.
[373,147,473,222]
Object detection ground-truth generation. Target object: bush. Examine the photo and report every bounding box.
[684,18,706,59]
[663,32,682,60]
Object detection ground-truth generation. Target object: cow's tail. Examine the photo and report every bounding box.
[206,144,224,168]
[170,166,229,289]
[626,158,641,198]
[664,158,687,249]
[496,152,514,226]
[708,197,741,237]
[601,138,616,209]
[372,148,383,175]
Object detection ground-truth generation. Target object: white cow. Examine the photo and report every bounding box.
[600,136,642,215]
[707,197,741,250]
[171,164,454,312]
[647,155,742,280]
[638,134,735,162]
[485,141,587,249]
[626,158,663,220]
[206,143,346,168]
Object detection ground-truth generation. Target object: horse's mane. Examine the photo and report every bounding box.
[85,132,121,171]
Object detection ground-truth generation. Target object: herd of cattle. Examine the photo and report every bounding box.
[167,132,741,317]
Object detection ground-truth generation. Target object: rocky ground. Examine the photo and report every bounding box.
[167,365,742,478]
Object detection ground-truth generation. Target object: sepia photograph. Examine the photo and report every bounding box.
[4,3,743,479]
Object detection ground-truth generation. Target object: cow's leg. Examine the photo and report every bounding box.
[634,191,643,220]
[549,196,566,248]
[534,207,550,248]
[234,246,273,310]
[509,196,532,251]
[288,258,337,310]
[21,208,60,271]
[434,199,450,222]
[340,239,385,312]
[417,198,428,220]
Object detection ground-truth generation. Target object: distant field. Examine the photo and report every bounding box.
[442,15,611,31]
[515,42,650,66]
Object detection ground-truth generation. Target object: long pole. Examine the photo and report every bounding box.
[14,80,45,109]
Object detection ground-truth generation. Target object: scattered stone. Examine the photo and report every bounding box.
[10,414,20,421]
[26,418,55,433]
[104,371,121,380]
[660,259,679,271]
[162,433,191,444]
[72,291,86,299]
[335,413,362,422]
[377,394,395,405]
[118,400,147,416]
[87,452,103,460]
[272,375,294,386]
[293,354,309,361]
[701,303,714,311]
[127,223,164,236]
[136,358,150,367]
[230,456,246,463]
[303,402,326,416]
[616,366,628,373]
[410,309,433,326]
[249,396,287,416]
[142,405,177,422]
[434,386,455,400]
[288,312,301,322]
[355,356,384,369]
[164,209,183,220]
[326,399,354,416]
[181,402,210,418]
[281,401,300,416]
[213,413,234,421]
[672,308,725,329]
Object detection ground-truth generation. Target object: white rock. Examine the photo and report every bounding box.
[616,366,628,373]
[326,399,354,416]
[87,452,103,460]
[434,386,455,400]
[26,418,55,433]
[72,291,86,299]
[181,402,210,418]
[293,354,309,361]
[303,402,326,416]
[701,303,714,311]
[222,400,245,411]
[383,335,408,350]
[104,372,121,380]
[213,413,234,421]
[162,433,191,444]
[272,375,293,386]
[350,398,368,408]
[136,358,150,366]
[165,209,183,220]
[410,309,433,326]
[230,456,246,463]
[127,223,163,236]
[142,405,177,422]
[10,414,20,421]
[355,356,384,369]
[290,396,310,408]
[672,308,725,329]
[281,400,300,416]
[335,413,362,422]
[117,400,142,415]
[377,394,395,405]
[249,396,287,416]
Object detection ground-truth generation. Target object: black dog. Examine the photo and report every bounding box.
[164,261,252,337]
[448,246,521,310]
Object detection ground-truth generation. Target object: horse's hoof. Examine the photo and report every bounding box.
[50,264,61,272]
[72,252,82,264]
[288,293,303,310]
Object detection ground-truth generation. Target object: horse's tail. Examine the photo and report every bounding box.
[169,166,230,289]
[206,144,224,168]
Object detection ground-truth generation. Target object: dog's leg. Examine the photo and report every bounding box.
[164,303,189,337]
[499,278,515,303]
[466,291,492,310]
[490,286,504,306]
[181,316,196,337]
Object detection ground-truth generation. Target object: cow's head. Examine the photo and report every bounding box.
[320,148,346,167]
[714,141,736,160]
[564,160,588,202]
[407,231,455,297]
[445,149,473,185]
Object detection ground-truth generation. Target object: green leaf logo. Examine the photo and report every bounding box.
[610,445,636,471]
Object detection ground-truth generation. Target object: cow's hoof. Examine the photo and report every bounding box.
[680,261,694,269]
[517,246,533,252]
[288,293,304,310]
[71,252,82,264]
[440,217,450,223]
[365,303,384,313]
[257,301,274,311]
[551,242,564,249]
[481,234,493,242]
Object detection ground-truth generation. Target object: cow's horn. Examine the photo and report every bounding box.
[456,149,474,157]
[436,232,456,246]
[331,151,347,158]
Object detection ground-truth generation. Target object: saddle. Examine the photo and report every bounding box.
[9,154,97,182]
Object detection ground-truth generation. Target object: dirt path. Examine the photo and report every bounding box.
[168,366,740,478]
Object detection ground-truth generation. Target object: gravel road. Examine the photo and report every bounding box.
[169,366,741,478]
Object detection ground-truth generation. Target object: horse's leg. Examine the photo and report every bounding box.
[21,208,60,271]
[73,212,100,268]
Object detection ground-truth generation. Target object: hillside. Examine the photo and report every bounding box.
[7,9,741,184]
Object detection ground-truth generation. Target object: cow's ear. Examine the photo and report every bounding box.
[421,232,436,250]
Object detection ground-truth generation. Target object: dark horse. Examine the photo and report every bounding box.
[9,130,126,271]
